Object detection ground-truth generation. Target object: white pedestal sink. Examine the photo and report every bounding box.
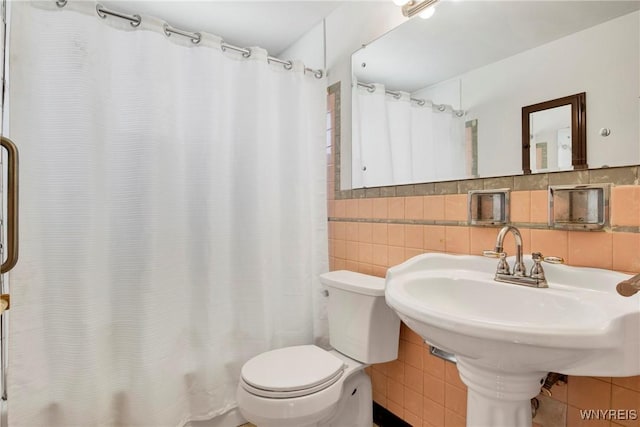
[385,253,640,427]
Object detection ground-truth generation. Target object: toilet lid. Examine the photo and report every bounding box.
[241,345,345,393]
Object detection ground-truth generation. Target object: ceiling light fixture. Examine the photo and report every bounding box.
[401,0,439,18]
[418,5,436,19]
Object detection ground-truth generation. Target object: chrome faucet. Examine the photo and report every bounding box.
[617,273,640,297]
[484,225,564,288]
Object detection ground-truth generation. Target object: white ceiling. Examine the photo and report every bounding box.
[101,1,344,56]
[353,1,640,92]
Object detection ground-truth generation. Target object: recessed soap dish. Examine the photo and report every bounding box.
[468,189,509,225]
[548,185,609,230]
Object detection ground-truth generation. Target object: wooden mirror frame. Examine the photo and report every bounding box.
[522,92,587,175]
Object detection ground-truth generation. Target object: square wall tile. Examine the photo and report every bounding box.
[611,186,640,227]
[530,190,549,223]
[404,386,424,420]
[613,234,640,273]
[387,359,405,384]
[358,198,373,218]
[403,409,422,427]
[423,373,445,405]
[406,196,425,220]
[388,224,405,247]
[372,223,388,245]
[404,364,424,394]
[358,243,373,264]
[389,197,406,220]
[405,225,424,249]
[345,199,359,218]
[372,244,388,267]
[568,231,613,269]
[334,239,346,259]
[530,229,568,261]
[469,227,498,256]
[423,397,445,427]
[386,399,404,419]
[445,382,467,417]
[444,408,466,427]
[334,222,346,240]
[388,246,405,267]
[358,222,373,243]
[510,191,531,223]
[445,226,470,255]
[423,347,445,380]
[335,200,346,217]
[424,226,446,252]
[424,196,445,221]
[346,222,358,242]
[404,341,423,370]
[387,378,405,406]
[372,198,389,219]
[445,194,468,222]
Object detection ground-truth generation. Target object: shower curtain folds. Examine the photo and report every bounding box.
[6,2,328,426]
[352,82,466,188]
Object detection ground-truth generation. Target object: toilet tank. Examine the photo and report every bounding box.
[319,270,400,364]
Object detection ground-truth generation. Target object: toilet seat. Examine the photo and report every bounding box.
[240,345,346,398]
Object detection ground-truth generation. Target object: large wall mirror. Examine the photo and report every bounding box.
[350,1,640,189]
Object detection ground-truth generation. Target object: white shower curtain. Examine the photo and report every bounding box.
[6,2,328,426]
[352,83,466,187]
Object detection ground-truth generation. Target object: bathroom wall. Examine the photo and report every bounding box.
[326,86,640,427]
[281,2,406,191]
[412,11,640,177]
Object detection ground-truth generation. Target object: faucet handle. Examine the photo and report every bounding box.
[483,250,505,258]
[532,252,565,264]
[530,252,564,280]
[543,256,564,264]
[484,250,511,274]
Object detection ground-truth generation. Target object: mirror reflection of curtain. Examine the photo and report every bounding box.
[387,92,413,184]
[352,83,393,188]
[353,83,466,187]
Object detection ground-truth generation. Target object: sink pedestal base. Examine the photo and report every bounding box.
[457,358,546,427]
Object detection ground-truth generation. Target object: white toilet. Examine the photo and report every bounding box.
[236,270,401,427]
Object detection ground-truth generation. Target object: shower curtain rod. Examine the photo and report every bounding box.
[356,81,465,117]
[54,1,324,79]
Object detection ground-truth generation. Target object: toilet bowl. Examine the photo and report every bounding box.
[236,270,400,427]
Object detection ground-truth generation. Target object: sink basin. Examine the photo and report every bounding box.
[385,253,640,427]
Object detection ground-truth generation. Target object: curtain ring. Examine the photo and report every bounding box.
[56,0,67,7]
[284,61,293,71]
[437,104,446,112]
[163,23,171,37]
[367,86,375,93]
[191,32,201,44]
[130,15,142,28]
[242,48,252,58]
[417,100,426,106]
[96,4,106,18]
[314,70,323,79]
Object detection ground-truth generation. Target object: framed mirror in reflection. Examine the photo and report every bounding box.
[522,93,587,175]
[350,1,640,189]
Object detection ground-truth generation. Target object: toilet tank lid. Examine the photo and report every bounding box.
[319,270,385,296]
